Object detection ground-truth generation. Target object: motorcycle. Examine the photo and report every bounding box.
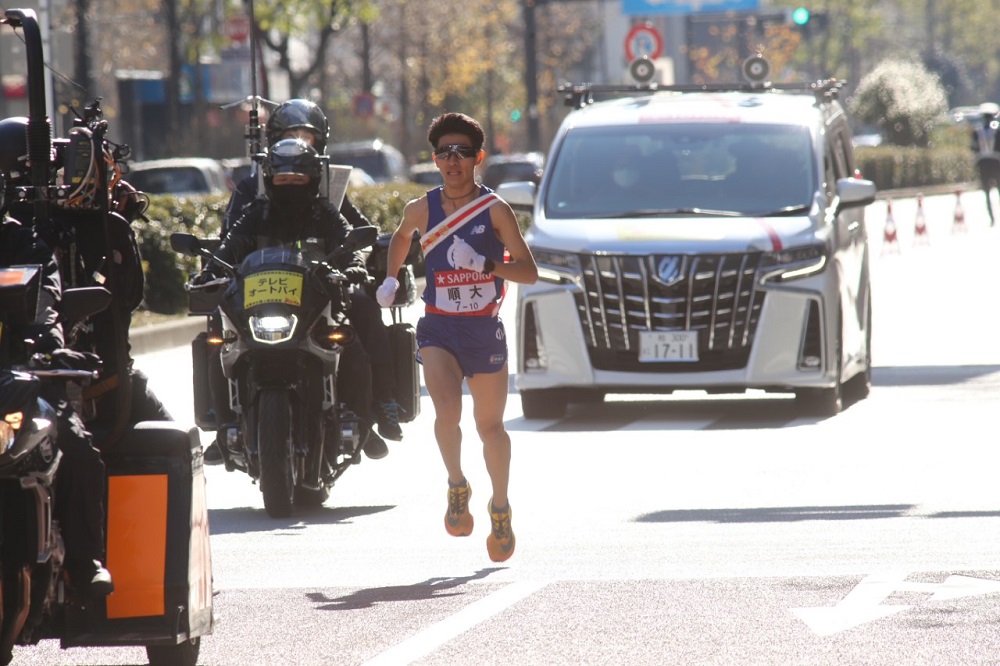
[174,226,383,518]
[0,10,213,665]
[0,268,108,666]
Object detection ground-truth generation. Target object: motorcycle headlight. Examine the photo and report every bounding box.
[0,412,23,455]
[760,244,828,283]
[249,314,298,344]
[533,248,582,286]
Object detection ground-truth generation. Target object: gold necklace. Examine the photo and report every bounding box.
[441,185,478,201]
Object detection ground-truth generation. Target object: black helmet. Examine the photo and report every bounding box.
[263,138,323,201]
[0,117,29,181]
[265,99,329,152]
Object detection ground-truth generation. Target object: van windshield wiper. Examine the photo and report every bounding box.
[602,208,745,218]
[752,205,810,217]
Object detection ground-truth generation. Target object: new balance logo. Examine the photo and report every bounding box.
[471,224,487,235]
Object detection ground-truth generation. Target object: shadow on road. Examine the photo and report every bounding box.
[506,395,817,432]
[207,504,395,536]
[635,505,1000,523]
[306,567,505,610]
[873,364,1000,386]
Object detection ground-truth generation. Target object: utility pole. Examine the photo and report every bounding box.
[522,0,540,152]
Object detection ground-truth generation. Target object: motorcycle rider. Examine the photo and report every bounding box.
[0,178,114,595]
[971,102,1000,226]
[195,137,389,460]
[200,100,401,464]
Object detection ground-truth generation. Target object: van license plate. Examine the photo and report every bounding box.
[638,330,699,362]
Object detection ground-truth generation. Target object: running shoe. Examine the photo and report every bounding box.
[445,479,473,536]
[486,498,516,562]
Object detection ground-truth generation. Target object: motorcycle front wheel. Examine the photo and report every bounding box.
[258,389,295,518]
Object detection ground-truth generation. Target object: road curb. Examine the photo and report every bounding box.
[129,317,203,356]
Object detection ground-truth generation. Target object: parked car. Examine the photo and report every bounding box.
[127,157,229,195]
[481,151,545,190]
[852,124,884,148]
[500,67,877,419]
[327,139,408,184]
[409,161,443,186]
[220,157,254,190]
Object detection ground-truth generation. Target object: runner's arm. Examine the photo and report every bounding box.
[490,202,537,285]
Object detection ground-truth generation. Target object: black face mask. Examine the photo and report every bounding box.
[267,183,317,208]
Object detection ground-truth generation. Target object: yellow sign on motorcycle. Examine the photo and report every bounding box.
[244,270,303,308]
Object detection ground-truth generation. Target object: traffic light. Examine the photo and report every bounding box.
[510,109,522,123]
[787,8,828,36]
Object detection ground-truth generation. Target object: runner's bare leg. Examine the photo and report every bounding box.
[468,364,510,508]
[421,346,466,485]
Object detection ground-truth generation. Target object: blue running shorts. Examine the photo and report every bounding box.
[416,313,508,378]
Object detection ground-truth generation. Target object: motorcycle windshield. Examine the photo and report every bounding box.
[239,247,310,310]
[240,247,310,272]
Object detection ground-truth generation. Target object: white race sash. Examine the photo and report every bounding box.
[420,192,501,255]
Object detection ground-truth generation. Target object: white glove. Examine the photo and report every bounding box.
[376,276,400,307]
[447,236,487,273]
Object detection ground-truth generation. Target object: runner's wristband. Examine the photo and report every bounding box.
[482,257,495,275]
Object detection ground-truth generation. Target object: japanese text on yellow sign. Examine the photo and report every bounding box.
[244,270,304,308]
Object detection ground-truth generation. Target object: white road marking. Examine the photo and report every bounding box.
[362,579,549,666]
[791,572,1000,637]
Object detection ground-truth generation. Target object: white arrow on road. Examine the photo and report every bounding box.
[791,573,1000,637]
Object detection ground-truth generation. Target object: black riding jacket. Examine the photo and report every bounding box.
[213,197,366,272]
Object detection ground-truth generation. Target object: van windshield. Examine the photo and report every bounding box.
[543,123,815,219]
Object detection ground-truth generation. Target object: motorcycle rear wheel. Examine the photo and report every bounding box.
[258,389,294,518]
[146,637,200,666]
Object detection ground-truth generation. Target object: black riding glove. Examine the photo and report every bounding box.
[34,348,103,371]
[343,266,370,285]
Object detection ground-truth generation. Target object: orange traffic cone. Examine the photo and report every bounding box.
[914,193,929,244]
[882,199,899,253]
[952,188,967,233]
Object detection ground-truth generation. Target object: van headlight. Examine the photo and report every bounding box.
[249,314,297,344]
[533,248,582,285]
[760,244,827,283]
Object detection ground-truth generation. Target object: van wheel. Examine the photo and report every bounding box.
[146,637,200,666]
[795,309,844,417]
[520,389,567,419]
[846,293,873,402]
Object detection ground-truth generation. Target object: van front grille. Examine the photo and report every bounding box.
[572,252,766,372]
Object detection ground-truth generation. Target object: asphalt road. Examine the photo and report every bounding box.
[14,190,1000,665]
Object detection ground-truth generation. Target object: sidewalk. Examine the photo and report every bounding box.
[130,317,204,356]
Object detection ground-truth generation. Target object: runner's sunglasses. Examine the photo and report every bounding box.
[434,144,478,160]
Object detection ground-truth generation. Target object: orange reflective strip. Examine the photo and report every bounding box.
[106,474,168,619]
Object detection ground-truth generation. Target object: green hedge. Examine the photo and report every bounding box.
[136,184,427,314]
[855,145,976,191]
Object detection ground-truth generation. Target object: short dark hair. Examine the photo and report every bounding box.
[427,113,485,151]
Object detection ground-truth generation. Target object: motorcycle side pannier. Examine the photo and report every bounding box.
[388,322,420,423]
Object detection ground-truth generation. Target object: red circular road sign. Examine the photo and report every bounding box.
[625,23,663,62]
[224,17,251,43]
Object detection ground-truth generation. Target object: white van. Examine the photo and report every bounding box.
[500,76,877,419]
